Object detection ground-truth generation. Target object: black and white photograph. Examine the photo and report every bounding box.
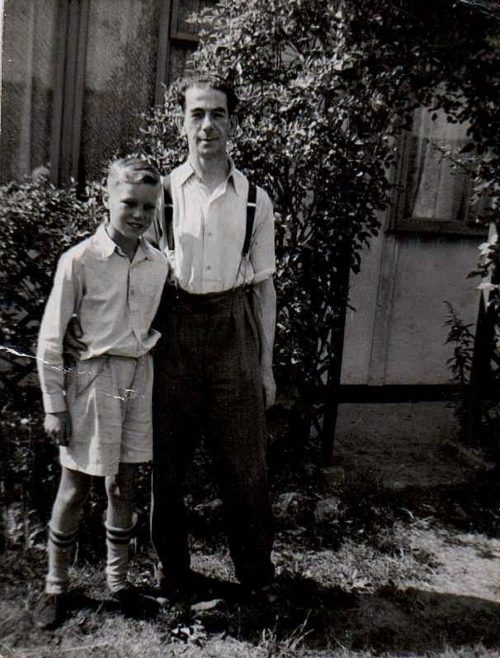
[0,1,499,656]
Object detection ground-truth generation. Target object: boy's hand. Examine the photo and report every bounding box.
[44,412,71,446]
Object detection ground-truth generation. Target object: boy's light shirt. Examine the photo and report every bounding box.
[37,224,168,414]
[152,160,275,294]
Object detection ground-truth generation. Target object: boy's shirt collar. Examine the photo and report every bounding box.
[92,223,155,261]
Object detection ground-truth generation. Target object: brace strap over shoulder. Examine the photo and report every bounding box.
[242,182,257,258]
[163,180,257,256]
[163,179,175,252]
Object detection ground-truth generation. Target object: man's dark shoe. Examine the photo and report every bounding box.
[34,593,67,630]
[190,598,230,631]
[244,581,280,606]
[113,585,159,618]
[155,568,194,607]
[155,582,192,610]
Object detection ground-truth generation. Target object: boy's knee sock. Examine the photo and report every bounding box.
[46,525,78,595]
[105,521,135,593]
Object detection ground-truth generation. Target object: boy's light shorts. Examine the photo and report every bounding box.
[60,353,153,477]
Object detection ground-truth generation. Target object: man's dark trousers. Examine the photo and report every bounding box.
[151,286,274,590]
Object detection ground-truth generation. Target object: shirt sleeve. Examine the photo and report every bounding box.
[250,187,276,284]
[36,252,79,413]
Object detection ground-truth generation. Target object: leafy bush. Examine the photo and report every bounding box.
[444,302,475,388]
[138,0,500,445]
[445,301,500,453]
[0,402,57,549]
[0,176,104,548]
[0,176,104,398]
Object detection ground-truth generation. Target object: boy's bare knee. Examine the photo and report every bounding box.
[105,473,134,505]
[56,473,90,510]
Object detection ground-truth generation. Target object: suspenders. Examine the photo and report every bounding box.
[163,181,257,258]
[242,182,257,258]
[163,185,175,252]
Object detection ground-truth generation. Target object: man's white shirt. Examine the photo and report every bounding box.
[151,160,276,294]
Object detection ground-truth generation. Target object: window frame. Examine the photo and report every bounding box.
[387,115,486,238]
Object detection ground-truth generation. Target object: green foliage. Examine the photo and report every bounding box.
[444,302,475,387]
[444,301,500,452]
[139,0,500,438]
[0,176,104,397]
[0,177,104,548]
[0,402,57,549]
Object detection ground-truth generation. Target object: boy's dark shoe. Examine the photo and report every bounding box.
[34,593,67,630]
[113,585,159,618]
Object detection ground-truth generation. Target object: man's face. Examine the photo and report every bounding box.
[103,179,159,240]
[182,86,231,159]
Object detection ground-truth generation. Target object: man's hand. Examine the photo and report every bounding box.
[44,412,71,447]
[262,365,276,409]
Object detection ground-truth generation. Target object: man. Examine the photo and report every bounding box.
[150,74,277,601]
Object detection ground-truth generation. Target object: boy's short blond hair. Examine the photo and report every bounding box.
[107,157,161,189]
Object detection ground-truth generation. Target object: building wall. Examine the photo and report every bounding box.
[0,0,212,185]
[79,0,161,181]
[341,230,480,386]
[341,109,483,387]
[0,0,59,180]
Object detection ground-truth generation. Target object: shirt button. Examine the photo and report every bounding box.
[207,232,213,237]
[206,265,211,271]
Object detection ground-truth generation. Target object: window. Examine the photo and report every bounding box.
[390,107,485,236]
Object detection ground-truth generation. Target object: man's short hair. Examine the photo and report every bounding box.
[177,74,239,115]
[107,157,161,188]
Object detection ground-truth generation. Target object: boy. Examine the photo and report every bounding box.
[36,157,168,629]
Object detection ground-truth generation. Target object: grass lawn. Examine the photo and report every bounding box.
[1,437,498,658]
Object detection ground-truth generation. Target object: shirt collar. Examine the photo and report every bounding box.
[177,161,196,187]
[139,236,157,260]
[92,223,155,260]
[179,157,244,196]
[93,224,118,258]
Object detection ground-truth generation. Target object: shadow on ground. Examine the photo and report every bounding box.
[3,573,496,656]
[278,577,498,653]
[177,573,499,654]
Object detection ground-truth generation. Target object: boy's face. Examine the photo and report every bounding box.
[182,86,231,159]
[103,178,159,240]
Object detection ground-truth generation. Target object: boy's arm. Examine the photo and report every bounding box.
[252,277,277,408]
[144,175,169,250]
[37,253,79,442]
